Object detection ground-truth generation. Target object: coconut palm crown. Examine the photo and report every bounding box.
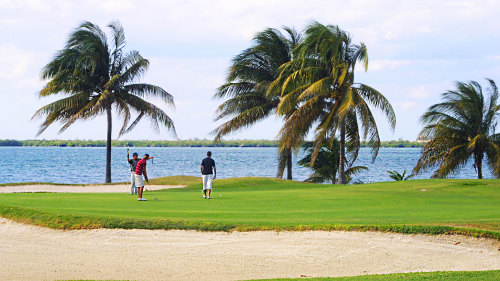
[212,27,302,179]
[414,79,500,179]
[33,21,176,183]
[270,22,395,184]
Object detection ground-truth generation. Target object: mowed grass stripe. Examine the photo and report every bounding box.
[0,178,498,237]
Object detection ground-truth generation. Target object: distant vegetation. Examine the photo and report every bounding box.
[0,139,424,148]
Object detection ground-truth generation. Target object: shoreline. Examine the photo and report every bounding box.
[0,140,426,148]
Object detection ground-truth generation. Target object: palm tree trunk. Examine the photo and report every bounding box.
[476,153,483,179]
[337,119,346,184]
[286,148,292,180]
[105,105,112,183]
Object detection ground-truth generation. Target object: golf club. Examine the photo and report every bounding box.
[146,183,158,201]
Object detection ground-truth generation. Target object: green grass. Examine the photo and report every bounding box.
[148,175,199,186]
[0,177,499,238]
[250,270,500,280]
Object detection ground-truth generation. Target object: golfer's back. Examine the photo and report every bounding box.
[201,157,215,175]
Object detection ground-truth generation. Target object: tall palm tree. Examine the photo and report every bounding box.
[271,22,395,184]
[298,140,367,184]
[413,79,500,179]
[212,27,302,179]
[33,21,176,183]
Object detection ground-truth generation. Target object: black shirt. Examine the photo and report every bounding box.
[201,157,216,175]
[128,159,140,172]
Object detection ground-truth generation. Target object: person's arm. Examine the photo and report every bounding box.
[127,150,130,162]
[143,166,148,183]
[213,165,216,179]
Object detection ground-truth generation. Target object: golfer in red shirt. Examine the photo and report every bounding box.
[135,153,154,201]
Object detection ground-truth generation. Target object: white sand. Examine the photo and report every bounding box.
[0,217,498,281]
[0,184,185,193]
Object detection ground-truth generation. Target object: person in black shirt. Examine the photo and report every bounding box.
[127,151,140,195]
[200,151,216,199]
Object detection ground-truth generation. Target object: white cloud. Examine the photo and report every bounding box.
[400,101,418,110]
[407,85,431,99]
[0,45,38,79]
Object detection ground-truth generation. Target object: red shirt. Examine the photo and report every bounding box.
[135,159,147,175]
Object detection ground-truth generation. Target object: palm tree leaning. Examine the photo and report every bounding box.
[298,140,367,184]
[272,22,395,184]
[33,21,176,183]
[414,79,500,179]
[212,27,302,179]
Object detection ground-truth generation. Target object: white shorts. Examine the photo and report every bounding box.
[202,174,213,190]
[134,174,145,187]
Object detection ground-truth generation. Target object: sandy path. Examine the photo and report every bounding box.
[0,184,185,193]
[0,218,498,281]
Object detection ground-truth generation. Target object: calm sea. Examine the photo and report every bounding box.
[1,146,492,184]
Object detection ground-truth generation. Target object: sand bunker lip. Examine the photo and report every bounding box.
[0,184,186,193]
[0,217,499,281]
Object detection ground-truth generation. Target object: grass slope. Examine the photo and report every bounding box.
[0,177,499,237]
[251,270,500,280]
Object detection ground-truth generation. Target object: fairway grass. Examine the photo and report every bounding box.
[250,270,500,280]
[0,177,499,238]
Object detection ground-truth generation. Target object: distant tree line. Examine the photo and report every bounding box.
[0,139,424,148]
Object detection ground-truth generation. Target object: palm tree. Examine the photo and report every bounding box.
[413,79,500,179]
[298,140,367,184]
[212,27,302,179]
[33,21,176,183]
[272,22,395,184]
[387,170,414,181]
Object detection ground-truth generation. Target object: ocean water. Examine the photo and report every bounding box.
[1,146,492,184]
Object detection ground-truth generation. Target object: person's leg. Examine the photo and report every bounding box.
[135,175,144,199]
[130,172,136,194]
[207,174,213,198]
[202,175,207,198]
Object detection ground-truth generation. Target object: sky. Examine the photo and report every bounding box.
[1,0,499,141]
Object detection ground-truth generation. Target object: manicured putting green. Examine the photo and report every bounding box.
[0,177,498,237]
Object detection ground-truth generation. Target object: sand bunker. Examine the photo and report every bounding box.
[0,217,498,281]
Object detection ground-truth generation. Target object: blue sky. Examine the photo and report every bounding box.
[1,0,499,141]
